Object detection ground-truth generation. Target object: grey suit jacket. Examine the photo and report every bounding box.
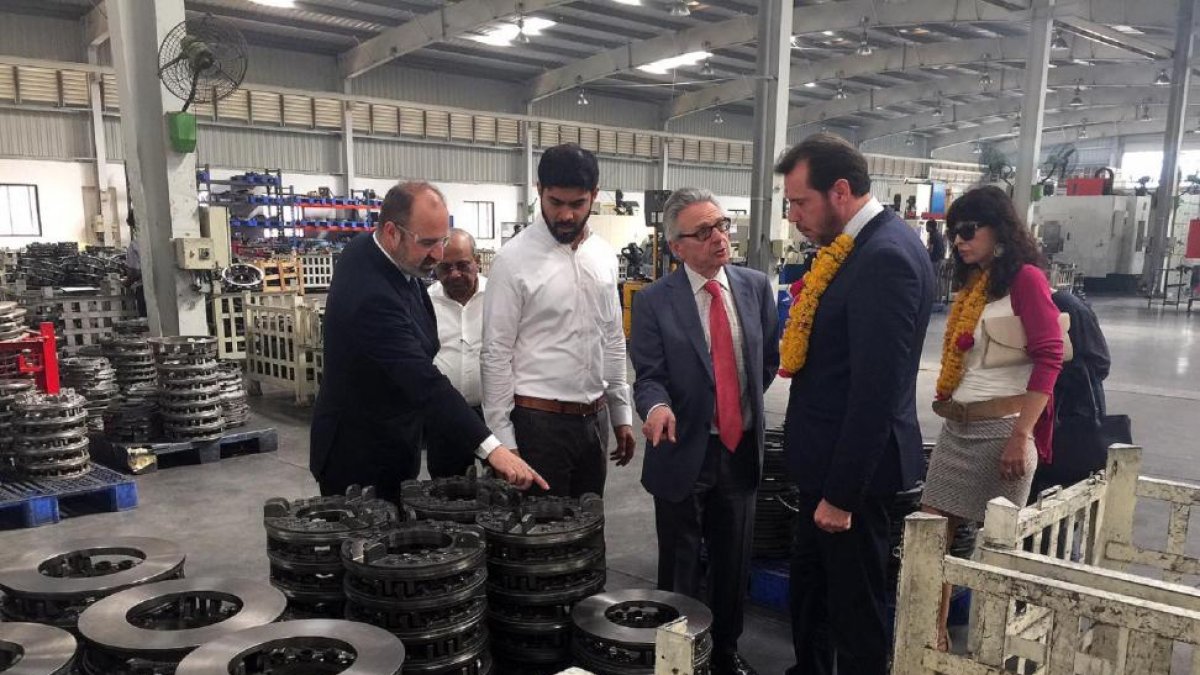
[630,264,780,503]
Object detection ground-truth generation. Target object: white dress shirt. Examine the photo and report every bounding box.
[844,197,884,241]
[372,231,500,458]
[683,264,752,431]
[429,276,487,407]
[481,214,634,448]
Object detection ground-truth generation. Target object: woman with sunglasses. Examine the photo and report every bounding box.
[921,185,1064,650]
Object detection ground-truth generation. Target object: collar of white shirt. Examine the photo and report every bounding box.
[684,263,730,296]
[843,196,884,241]
[428,275,488,304]
[372,230,413,281]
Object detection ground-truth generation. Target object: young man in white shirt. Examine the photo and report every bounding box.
[481,144,636,497]
[426,228,487,478]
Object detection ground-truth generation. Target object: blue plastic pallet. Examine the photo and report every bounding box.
[0,464,138,529]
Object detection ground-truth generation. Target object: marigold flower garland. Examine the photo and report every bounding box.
[778,233,856,377]
[934,269,991,400]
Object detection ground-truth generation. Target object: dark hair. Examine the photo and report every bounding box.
[946,185,1045,299]
[538,144,599,191]
[925,219,939,234]
[774,133,871,196]
[379,181,445,230]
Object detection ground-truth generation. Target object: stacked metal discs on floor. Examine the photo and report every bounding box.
[103,382,160,443]
[103,334,158,392]
[571,590,714,675]
[0,537,185,629]
[0,378,34,464]
[401,471,514,524]
[152,336,225,442]
[217,360,250,429]
[11,389,91,478]
[263,486,398,619]
[176,619,407,675]
[59,357,118,434]
[344,520,493,675]
[0,300,26,341]
[76,577,287,675]
[0,622,79,674]
[753,428,794,559]
[476,494,606,673]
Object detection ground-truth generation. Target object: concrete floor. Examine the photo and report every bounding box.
[1,296,1196,673]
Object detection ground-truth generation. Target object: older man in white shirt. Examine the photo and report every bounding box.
[426,227,487,478]
[482,144,636,497]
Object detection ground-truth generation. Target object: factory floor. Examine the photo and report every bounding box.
[3,296,1197,674]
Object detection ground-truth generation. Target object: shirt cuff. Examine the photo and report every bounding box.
[475,435,502,460]
[608,400,634,428]
[646,403,670,417]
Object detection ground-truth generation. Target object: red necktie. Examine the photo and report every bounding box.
[704,280,743,452]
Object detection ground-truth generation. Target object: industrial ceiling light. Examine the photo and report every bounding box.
[978,55,993,88]
[1141,103,1152,121]
[700,45,715,77]
[1051,29,1070,49]
[1078,120,1088,139]
[972,143,982,154]
[514,16,531,44]
[638,51,712,75]
[470,15,554,46]
[1154,69,1171,86]
[932,92,944,118]
[250,0,295,7]
[905,129,915,146]
[577,88,589,106]
[669,0,691,17]
[856,17,872,56]
[1069,80,1084,107]
[714,109,724,124]
[834,81,847,99]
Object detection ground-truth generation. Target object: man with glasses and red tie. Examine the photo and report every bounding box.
[629,188,779,675]
[425,227,488,478]
[310,181,546,502]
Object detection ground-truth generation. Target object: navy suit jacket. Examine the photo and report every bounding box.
[784,208,933,511]
[309,232,490,494]
[631,265,780,503]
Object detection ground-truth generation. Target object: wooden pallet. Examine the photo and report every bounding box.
[91,427,279,474]
[0,464,138,528]
[253,257,303,295]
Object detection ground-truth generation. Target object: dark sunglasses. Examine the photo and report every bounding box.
[951,221,988,242]
[677,217,732,242]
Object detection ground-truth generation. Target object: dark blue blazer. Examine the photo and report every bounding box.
[309,232,490,494]
[784,208,934,511]
[630,265,779,503]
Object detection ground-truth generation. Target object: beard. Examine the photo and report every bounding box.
[544,209,590,245]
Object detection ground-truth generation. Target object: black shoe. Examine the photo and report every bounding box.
[713,652,758,675]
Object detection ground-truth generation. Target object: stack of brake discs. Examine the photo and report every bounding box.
[0,622,79,674]
[113,317,149,337]
[76,577,286,675]
[753,427,795,559]
[176,619,407,675]
[571,590,714,675]
[401,470,513,524]
[103,382,161,443]
[0,378,34,464]
[59,357,118,434]
[263,485,398,619]
[102,335,157,391]
[0,537,185,629]
[343,520,493,675]
[476,494,606,673]
[11,389,92,478]
[0,300,27,341]
[152,337,225,442]
[217,360,250,429]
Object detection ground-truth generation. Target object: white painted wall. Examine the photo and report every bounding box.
[0,159,132,249]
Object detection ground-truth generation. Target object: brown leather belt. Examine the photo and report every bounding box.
[932,395,1025,424]
[514,394,607,416]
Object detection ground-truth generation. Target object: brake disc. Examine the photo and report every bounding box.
[0,537,185,628]
[571,590,714,675]
[11,390,91,478]
[76,577,286,674]
[175,619,406,675]
[0,622,78,674]
[400,470,515,524]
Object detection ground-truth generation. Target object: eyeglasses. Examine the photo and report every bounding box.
[951,221,987,242]
[435,260,475,275]
[392,223,450,250]
[676,217,732,242]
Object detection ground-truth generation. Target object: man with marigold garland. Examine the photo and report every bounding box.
[629,187,779,675]
[776,134,934,675]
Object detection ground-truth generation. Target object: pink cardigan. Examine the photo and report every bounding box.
[1009,264,1064,462]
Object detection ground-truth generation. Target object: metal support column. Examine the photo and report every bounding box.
[747,0,793,273]
[342,79,356,194]
[1012,0,1055,221]
[658,121,670,190]
[86,45,115,245]
[1143,0,1197,293]
[108,0,205,335]
[522,104,536,222]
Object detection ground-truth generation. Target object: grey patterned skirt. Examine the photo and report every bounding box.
[921,417,1037,523]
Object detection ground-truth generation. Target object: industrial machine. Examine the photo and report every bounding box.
[1036,194,1152,292]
